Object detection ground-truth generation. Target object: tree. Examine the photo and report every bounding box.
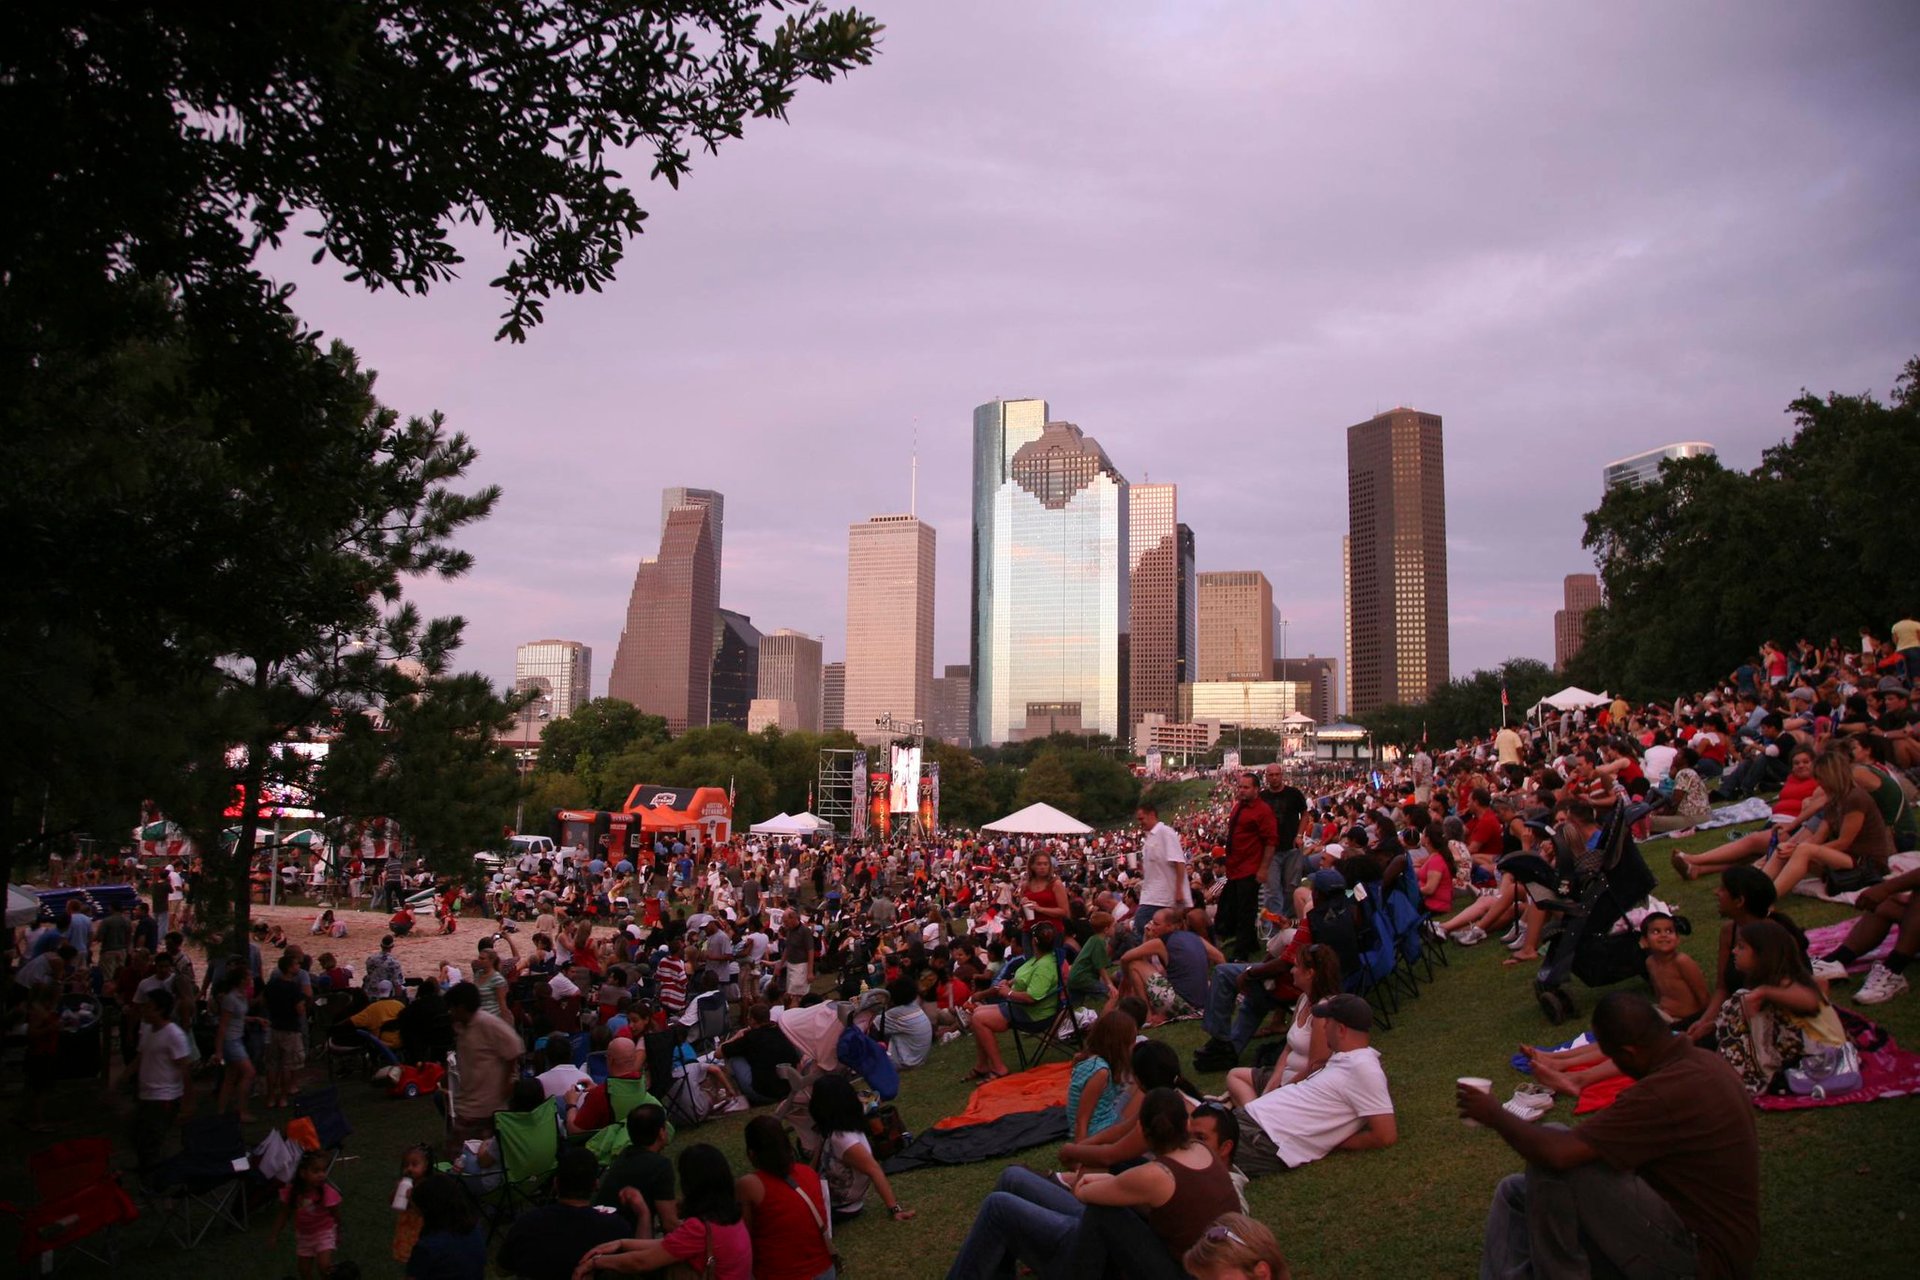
[1015,751,1082,817]
[537,699,668,775]
[1356,657,1564,749]
[927,742,996,828]
[1573,358,1920,698]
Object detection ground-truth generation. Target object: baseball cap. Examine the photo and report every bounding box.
[369,979,393,998]
[1787,686,1815,702]
[1310,868,1346,894]
[1312,992,1374,1032]
[1877,677,1909,695]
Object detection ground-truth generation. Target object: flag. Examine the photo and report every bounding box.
[1501,676,1510,708]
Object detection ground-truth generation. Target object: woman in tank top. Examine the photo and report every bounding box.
[1221,942,1343,1108]
[1066,1087,1238,1278]
[1019,850,1072,929]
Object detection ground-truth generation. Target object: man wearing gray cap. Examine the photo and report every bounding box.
[1223,992,1396,1178]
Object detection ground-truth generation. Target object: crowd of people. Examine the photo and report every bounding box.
[6,615,1918,1277]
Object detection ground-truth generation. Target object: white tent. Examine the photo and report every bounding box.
[749,812,834,837]
[7,884,43,928]
[981,802,1093,836]
[1527,686,1612,718]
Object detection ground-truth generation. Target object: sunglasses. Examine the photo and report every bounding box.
[1191,1101,1229,1119]
[1203,1225,1248,1247]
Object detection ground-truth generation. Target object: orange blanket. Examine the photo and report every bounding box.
[934,1062,1074,1130]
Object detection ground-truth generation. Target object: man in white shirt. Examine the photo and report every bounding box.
[1229,993,1397,1177]
[1134,798,1192,934]
[134,988,194,1174]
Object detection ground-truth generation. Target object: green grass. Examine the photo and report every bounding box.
[8,822,1920,1277]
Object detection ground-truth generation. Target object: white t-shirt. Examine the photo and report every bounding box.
[1642,744,1678,786]
[1138,822,1192,908]
[743,932,770,963]
[882,1004,933,1069]
[1241,1046,1393,1169]
[138,1020,192,1100]
[536,1063,592,1103]
[821,1130,875,1212]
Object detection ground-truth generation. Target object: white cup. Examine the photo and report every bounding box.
[1458,1076,1493,1127]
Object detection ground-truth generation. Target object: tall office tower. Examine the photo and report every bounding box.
[514,640,593,717]
[757,629,825,733]
[709,609,761,728]
[1272,656,1339,726]
[931,664,973,748]
[1555,574,1602,669]
[1176,525,1197,690]
[608,503,718,733]
[1197,571,1274,681]
[822,662,846,733]
[660,487,725,598]
[1603,443,1715,491]
[1127,484,1182,732]
[844,514,936,745]
[1346,408,1450,715]
[971,405,1129,744]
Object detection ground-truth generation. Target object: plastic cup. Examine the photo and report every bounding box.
[1458,1076,1493,1127]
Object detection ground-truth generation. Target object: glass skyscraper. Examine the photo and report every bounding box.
[972,400,1129,744]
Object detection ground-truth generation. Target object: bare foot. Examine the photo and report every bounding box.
[1503,952,1540,967]
[1532,1060,1580,1097]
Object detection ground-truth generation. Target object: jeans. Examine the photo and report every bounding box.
[1069,1204,1187,1280]
[1481,1134,1699,1279]
[946,1166,1084,1280]
[1218,876,1261,961]
[727,1056,776,1106]
[132,1098,180,1175]
[1201,963,1280,1055]
[358,1030,399,1066]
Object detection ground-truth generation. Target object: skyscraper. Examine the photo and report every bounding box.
[971,405,1129,744]
[822,662,846,733]
[757,629,824,733]
[660,487,725,598]
[1603,443,1715,491]
[1555,574,1602,669]
[845,514,935,745]
[1176,524,1197,690]
[709,609,761,728]
[1127,483,1182,732]
[1345,408,1450,715]
[514,640,592,717]
[1197,571,1273,681]
[932,664,973,748]
[1272,655,1339,725]
[608,502,718,733]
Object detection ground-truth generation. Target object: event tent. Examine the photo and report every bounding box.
[1526,686,1612,717]
[749,813,808,836]
[7,884,41,928]
[981,802,1093,836]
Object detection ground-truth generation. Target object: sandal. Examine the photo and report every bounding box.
[1502,952,1540,967]
[1668,849,1696,882]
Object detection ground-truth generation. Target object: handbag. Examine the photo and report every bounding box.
[1823,860,1887,897]
[785,1169,846,1274]
[864,1103,908,1161]
[1785,1038,1863,1096]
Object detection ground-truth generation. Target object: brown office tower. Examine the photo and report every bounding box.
[1198,571,1273,681]
[823,662,846,733]
[1127,483,1182,732]
[1554,574,1601,670]
[1345,409,1449,715]
[608,502,718,733]
[1272,656,1340,725]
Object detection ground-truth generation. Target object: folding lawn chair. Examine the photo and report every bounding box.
[1007,958,1080,1071]
[143,1112,252,1248]
[292,1084,354,1169]
[584,1076,674,1159]
[1348,897,1399,1031]
[482,1096,561,1239]
[0,1138,139,1270]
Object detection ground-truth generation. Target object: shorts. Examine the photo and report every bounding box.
[222,1039,249,1065]
[295,1222,339,1258]
[1229,1106,1290,1178]
[1144,972,1197,1019]
[269,1029,306,1072]
[1251,1064,1277,1093]
[785,963,812,996]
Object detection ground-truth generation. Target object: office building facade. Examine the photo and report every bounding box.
[972,403,1129,744]
[608,502,718,733]
[709,609,761,728]
[1127,483,1183,733]
[932,664,973,748]
[1198,571,1273,681]
[1272,655,1339,725]
[1603,443,1715,491]
[845,514,936,745]
[756,629,824,734]
[822,662,846,734]
[1346,409,1450,715]
[1180,680,1311,730]
[514,640,592,718]
[661,487,724,599]
[1555,574,1602,670]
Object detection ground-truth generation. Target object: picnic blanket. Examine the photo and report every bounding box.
[1639,797,1774,841]
[881,1062,1074,1174]
[1803,920,1902,973]
[933,1061,1072,1129]
[1789,851,1920,905]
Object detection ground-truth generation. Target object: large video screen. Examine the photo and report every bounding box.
[889,744,922,813]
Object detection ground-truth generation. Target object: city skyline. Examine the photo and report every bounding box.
[1345,408,1450,717]
[254,6,1920,702]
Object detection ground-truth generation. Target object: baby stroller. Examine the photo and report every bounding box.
[1531,803,1664,1025]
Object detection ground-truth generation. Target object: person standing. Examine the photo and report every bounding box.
[1134,799,1192,937]
[97,899,133,985]
[1258,764,1309,924]
[1219,774,1277,962]
[445,981,524,1143]
[133,988,194,1175]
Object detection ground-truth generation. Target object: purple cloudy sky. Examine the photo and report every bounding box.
[270,2,1920,702]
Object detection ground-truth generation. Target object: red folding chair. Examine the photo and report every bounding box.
[0,1138,140,1268]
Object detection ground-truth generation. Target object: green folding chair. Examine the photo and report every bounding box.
[585,1077,674,1160]
[484,1096,561,1238]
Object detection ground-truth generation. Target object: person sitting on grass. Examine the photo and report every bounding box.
[805,1074,914,1226]
[1757,746,1894,898]
[1119,908,1221,1026]
[963,921,1062,1082]
[573,1144,751,1279]
[1461,991,1759,1280]
[1671,744,1820,881]
[1689,866,1803,1050]
[1058,1039,1201,1171]
[733,1116,835,1280]
[1645,746,1713,834]
[1226,993,1396,1179]
[1067,1010,1137,1140]
[1219,943,1341,1102]
[1713,918,1843,1095]
[1182,1213,1292,1280]
[1811,863,1920,1005]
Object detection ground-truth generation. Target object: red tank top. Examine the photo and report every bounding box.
[748,1168,833,1280]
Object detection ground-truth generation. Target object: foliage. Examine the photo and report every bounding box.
[973,732,1126,769]
[1357,658,1562,749]
[926,743,997,829]
[1014,750,1082,816]
[1571,358,1920,699]
[536,699,669,775]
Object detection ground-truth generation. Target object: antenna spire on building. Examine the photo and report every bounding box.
[911,418,919,517]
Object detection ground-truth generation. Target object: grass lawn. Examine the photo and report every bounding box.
[8,821,1919,1277]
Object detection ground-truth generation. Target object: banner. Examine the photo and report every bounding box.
[1223,750,1241,771]
[1145,749,1163,774]
[889,744,922,813]
[919,761,941,834]
[850,750,869,841]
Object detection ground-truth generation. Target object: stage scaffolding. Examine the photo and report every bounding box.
[816,748,859,835]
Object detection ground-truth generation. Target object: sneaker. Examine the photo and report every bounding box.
[1455,926,1488,946]
[1504,1083,1555,1122]
[1500,922,1523,946]
[1856,963,1910,1005]
[1809,958,1850,983]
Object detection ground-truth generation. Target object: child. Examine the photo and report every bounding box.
[1067,1010,1137,1140]
[272,1149,343,1279]
[1638,910,1709,1025]
[1714,918,1843,1094]
[390,1144,430,1264]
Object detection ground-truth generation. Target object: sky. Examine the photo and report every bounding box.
[267,1,1920,702]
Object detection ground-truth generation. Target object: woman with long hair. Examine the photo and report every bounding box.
[1067,1010,1138,1140]
[1223,943,1341,1105]
[1713,919,1843,1094]
[574,1144,752,1279]
[1057,1039,1201,1171]
[1759,747,1894,897]
[805,1075,914,1226]
[734,1115,835,1280]
[1019,850,1072,930]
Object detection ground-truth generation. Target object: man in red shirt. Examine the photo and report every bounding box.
[1220,772,1278,961]
[1465,788,1504,880]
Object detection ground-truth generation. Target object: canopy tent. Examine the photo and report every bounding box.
[7,883,42,928]
[981,802,1093,836]
[1527,686,1612,718]
[750,811,834,836]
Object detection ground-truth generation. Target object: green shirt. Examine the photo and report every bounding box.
[1068,934,1111,993]
[1012,953,1061,1022]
